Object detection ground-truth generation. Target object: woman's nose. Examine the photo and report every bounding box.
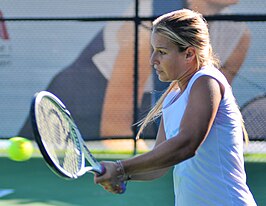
[150,52,157,67]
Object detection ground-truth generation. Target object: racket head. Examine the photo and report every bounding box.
[31,91,85,179]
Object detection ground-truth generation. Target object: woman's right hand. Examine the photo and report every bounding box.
[94,161,126,194]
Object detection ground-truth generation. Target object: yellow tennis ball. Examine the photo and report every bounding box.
[8,137,33,161]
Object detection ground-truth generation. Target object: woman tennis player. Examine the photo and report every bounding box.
[94,9,257,205]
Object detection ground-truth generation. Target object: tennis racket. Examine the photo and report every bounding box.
[31,91,126,193]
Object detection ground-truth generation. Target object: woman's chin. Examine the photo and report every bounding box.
[158,75,169,82]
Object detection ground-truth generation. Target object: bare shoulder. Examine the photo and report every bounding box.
[190,75,224,99]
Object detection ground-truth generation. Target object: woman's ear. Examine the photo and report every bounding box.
[185,47,196,61]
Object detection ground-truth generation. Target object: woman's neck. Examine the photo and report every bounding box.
[177,66,198,92]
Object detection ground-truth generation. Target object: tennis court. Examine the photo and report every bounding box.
[1,1,266,205]
[0,155,266,206]
[0,157,174,206]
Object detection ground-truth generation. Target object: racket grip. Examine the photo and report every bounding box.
[99,163,126,194]
[99,163,106,175]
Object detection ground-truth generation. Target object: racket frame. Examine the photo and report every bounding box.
[31,91,103,179]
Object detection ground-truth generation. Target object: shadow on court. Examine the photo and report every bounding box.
[0,158,265,206]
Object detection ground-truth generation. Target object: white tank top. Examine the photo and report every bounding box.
[162,66,257,206]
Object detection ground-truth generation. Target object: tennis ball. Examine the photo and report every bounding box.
[8,137,33,161]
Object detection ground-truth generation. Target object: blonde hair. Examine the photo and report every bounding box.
[136,9,248,143]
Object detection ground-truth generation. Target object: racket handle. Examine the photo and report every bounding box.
[99,164,126,194]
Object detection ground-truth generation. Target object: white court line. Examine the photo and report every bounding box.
[0,189,14,198]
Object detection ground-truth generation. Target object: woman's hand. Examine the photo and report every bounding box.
[94,161,126,194]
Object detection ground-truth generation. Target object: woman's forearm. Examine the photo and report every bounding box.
[122,134,195,175]
[128,168,170,181]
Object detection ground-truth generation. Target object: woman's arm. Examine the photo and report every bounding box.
[122,76,222,174]
[96,76,222,182]
[94,117,168,194]
[126,117,170,181]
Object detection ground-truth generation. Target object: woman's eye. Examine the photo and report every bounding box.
[159,50,166,55]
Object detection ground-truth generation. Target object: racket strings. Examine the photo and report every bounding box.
[36,98,82,176]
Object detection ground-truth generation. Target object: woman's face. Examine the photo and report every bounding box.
[150,32,188,82]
